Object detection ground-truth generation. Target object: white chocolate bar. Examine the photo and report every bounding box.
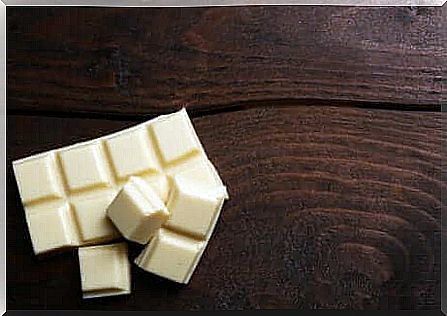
[12,108,228,255]
[78,242,131,299]
[107,177,169,245]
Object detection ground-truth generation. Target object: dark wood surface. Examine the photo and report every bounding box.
[7,6,446,115]
[6,6,445,311]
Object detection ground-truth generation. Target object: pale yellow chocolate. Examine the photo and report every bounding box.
[164,176,223,240]
[13,154,64,205]
[105,128,159,180]
[135,168,227,284]
[134,229,205,284]
[150,111,201,164]
[107,177,169,245]
[25,203,78,255]
[78,242,131,299]
[12,109,227,255]
[71,192,121,244]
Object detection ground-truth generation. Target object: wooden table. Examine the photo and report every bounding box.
[6,6,445,310]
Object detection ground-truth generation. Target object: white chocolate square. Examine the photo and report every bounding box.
[78,243,131,299]
[26,204,77,255]
[165,176,222,240]
[13,154,63,205]
[151,110,200,165]
[135,229,205,284]
[105,129,159,181]
[168,158,229,199]
[107,177,169,244]
[59,143,110,193]
[71,193,121,244]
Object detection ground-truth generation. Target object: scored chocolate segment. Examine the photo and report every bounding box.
[78,242,131,299]
[71,192,121,244]
[12,108,228,255]
[105,128,160,181]
[164,176,223,240]
[25,203,78,255]
[135,228,206,284]
[13,153,64,205]
[58,142,112,193]
[150,110,201,165]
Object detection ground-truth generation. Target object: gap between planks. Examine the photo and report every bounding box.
[6,98,442,122]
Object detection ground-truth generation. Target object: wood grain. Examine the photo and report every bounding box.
[7,106,443,310]
[7,6,446,116]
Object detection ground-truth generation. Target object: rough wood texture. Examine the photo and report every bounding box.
[7,107,443,310]
[7,6,446,116]
[6,6,444,311]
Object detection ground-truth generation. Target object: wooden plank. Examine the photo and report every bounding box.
[7,106,443,310]
[7,7,446,116]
